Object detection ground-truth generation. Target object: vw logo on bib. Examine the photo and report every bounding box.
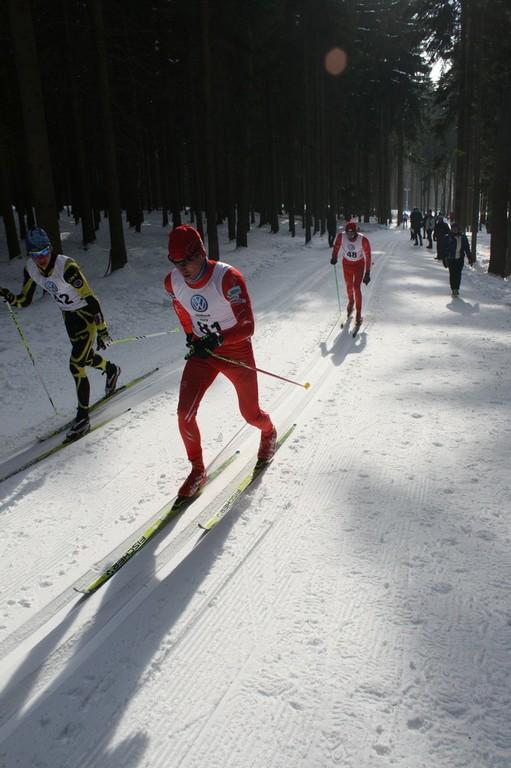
[191,294,208,312]
[44,280,59,294]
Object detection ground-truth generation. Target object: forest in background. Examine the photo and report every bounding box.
[1,0,510,276]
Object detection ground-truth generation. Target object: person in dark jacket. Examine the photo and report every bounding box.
[424,210,435,248]
[410,207,423,246]
[433,214,450,260]
[441,222,475,296]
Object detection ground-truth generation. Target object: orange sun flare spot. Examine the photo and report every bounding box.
[325,48,348,76]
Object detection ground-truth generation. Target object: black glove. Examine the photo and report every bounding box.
[187,331,223,359]
[363,271,371,285]
[443,259,448,269]
[330,256,337,266]
[96,327,113,350]
[0,287,15,304]
[186,333,194,348]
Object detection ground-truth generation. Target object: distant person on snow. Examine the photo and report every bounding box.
[0,227,120,440]
[441,221,474,297]
[433,214,450,260]
[164,225,276,500]
[424,210,435,249]
[402,211,409,229]
[330,220,371,327]
[410,207,423,246]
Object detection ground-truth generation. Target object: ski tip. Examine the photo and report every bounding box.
[303,381,311,390]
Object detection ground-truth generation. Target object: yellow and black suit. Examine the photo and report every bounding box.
[6,252,115,417]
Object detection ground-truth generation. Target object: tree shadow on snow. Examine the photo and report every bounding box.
[0,492,246,768]
[0,496,193,733]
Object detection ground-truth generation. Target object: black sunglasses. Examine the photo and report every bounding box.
[170,250,202,266]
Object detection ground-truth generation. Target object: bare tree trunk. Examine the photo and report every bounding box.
[0,128,20,259]
[468,0,485,255]
[302,8,313,244]
[267,81,280,234]
[488,92,511,277]
[7,0,62,252]
[396,121,404,226]
[447,162,454,215]
[235,43,251,250]
[200,0,219,260]
[90,0,127,273]
[469,89,482,252]
[187,46,205,242]
[236,140,250,247]
[62,0,95,248]
[454,0,472,228]
[377,110,390,224]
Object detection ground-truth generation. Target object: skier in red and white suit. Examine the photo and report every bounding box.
[330,220,371,324]
[164,225,276,498]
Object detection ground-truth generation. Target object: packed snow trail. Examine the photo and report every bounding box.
[1,219,510,768]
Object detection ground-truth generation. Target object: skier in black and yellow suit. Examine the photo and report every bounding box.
[0,227,121,440]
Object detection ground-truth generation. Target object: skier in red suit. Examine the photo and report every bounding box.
[330,220,371,325]
[164,225,276,499]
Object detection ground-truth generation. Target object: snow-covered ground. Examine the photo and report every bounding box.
[0,214,510,768]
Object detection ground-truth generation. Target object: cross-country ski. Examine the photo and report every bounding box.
[75,450,240,595]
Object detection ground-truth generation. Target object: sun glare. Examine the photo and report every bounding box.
[325,47,348,76]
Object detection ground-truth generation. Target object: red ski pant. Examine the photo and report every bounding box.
[342,259,365,316]
[177,343,273,467]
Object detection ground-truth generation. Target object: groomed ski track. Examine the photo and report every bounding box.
[1,225,510,768]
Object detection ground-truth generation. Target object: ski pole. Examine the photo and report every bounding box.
[333,264,342,315]
[208,351,311,390]
[4,302,60,415]
[111,329,179,345]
